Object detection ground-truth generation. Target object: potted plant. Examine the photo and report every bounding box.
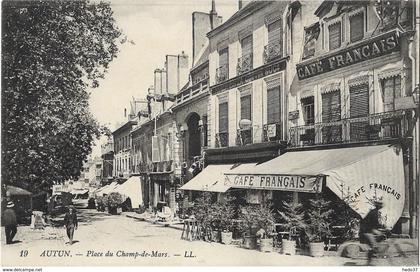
[238,205,260,249]
[192,192,214,242]
[255,204,276,252]
[102,195,109,213]
[277,200,307,255]
[215,196,236,245]
[107,192,124,215]
[305,195,333,257]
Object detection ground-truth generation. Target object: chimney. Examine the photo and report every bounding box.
[238,0,243,10]
[124,108,127,118]
[210,0,217,30]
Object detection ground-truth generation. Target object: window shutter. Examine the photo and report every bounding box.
[322,90,341,122]
[383,76,401,111]
[219,48,229,68]
[329,22,342,50]
[268,20,281,45]
[350,84,369,118]
[267,86,280,124]
[350,13,364,42]
[241,35,253,57]
[240,95,252,121]
[219,102,229,132]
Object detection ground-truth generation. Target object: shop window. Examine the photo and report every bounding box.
[267,86,281,124]
[381,76,401,111]
[329,22,342,50]
[350,13,364,43]
[350,84,369,141]
[322,90,342,143]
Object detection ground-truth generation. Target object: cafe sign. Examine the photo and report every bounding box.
[224,174,323,193]
[296,29,400,80]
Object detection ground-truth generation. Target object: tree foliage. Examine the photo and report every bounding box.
[2,0,122,191]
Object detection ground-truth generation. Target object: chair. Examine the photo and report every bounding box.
[326,225,346,251]
[156,206,173,222]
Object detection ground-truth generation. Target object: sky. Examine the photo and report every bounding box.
[88,0,238,130]
[88,0,238,157]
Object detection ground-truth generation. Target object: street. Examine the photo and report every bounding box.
[1,209,418,266]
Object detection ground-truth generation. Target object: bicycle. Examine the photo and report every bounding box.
[337,229,418,266]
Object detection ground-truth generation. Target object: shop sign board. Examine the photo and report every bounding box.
[224,174,322,193]
[296,29,400,80]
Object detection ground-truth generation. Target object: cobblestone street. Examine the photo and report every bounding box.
[1,209,418,266]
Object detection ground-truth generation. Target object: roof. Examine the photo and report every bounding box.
[192,42,209,69]
[112,120,137,136]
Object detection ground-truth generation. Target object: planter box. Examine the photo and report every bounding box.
[221,231,233,245]
[282,240,296,255]
[211,230,221,243]
[259,238,273,252]
[309,242,325,257]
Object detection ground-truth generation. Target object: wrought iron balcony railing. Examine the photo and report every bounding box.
[289,110,407,148]
[216,65,229,84]
[236,128,253,146]
[263,123,282,142]
[263,43,282,64]
[215,132,229,148]
[237,53,253,75]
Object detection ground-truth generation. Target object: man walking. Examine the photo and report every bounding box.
[63,205,78,245]
[3,201,18,244]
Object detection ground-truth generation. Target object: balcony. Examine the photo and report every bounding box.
[237,53,253,75]
[215,132,229,148]
[263,43,282,64]
[289,110,408,148]
[101,142,114,155]
[236,128,253,146]
[175,77,208,104]
[216,65,229,84]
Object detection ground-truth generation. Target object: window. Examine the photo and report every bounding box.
[350,13,364,42]
[267,86,281,124]
[350,84,369,141]
[240,95,252,121]
[241,35,253,58]
[239,35,253,73]
[322,90,342,143]
[218,48,229,81]
[329,22,342,50]
[301,96,315,125]
[218,102,229,132]
[268,19,281,46]
[381,76,401,111]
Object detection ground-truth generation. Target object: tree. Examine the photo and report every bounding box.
[2,0,122,191]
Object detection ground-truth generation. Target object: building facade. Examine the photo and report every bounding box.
[113,120,137,180]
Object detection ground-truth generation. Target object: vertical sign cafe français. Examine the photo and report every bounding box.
[296,29,401,80]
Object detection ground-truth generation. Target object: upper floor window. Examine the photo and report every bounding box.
[238,35,253,74]
[381,76,401,112]
[240,94,252,121]
[329,22,342,50]
[350,12,364,42]
[301,96,315,125]
[218,102,229,133]
[267,85,281,124]
[264,19,282,63]
[217,48,229,83]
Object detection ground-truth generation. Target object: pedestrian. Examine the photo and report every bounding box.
[2,201,18,244]
[63,205,78,245]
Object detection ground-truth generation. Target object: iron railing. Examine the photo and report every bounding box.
[216,65,229,84]
[237,53,253,75]
[215,132,229,147]
[289,110,407,148]
[263,43,282,64]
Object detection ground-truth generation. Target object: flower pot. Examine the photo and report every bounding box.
[309,242,325,257]
[282,240,296,255]
[221,231,233,245]
[259,238,273,252]
[211,230,221,243]
[243,235,257,249]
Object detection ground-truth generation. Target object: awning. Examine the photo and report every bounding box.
[6,185,32,196]
[115,176,143,209]
[70,189,89,195]
[179,163,257,193]
[225,144,405,228]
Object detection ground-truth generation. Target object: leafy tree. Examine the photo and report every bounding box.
[2,0,122,191]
